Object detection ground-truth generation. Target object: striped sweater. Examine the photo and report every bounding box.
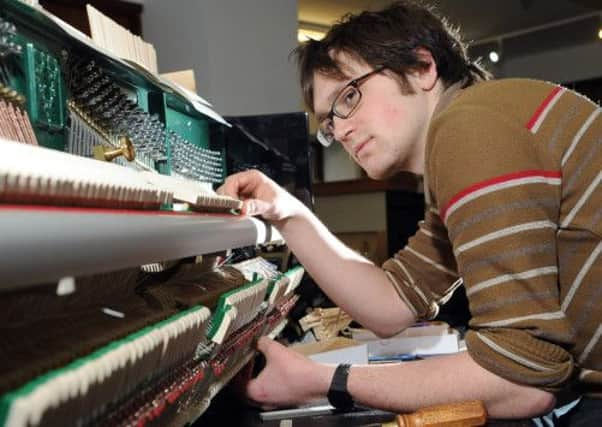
[382,78,602,396]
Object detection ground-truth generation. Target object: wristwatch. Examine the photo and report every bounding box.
[327,363,354,411]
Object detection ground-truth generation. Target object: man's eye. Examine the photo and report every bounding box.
[342,89,359,107]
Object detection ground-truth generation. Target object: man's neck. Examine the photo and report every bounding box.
[407,80,446,175]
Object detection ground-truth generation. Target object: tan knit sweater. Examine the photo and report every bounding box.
[383,78,601,396]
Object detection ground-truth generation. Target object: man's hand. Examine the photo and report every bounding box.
[219,171,414,337]
[217,170,305,223]
[246,337,334,408]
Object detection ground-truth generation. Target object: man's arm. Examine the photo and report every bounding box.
[278,205,415,336]
[247,337,556,419]
[219,170,415,336]
[346,351,555,418]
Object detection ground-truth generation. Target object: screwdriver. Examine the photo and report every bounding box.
[365,400,487,427]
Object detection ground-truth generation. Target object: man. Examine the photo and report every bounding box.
[218,1,601,422]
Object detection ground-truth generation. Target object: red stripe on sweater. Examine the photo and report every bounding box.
[526,86,562,131]
[441,170,561,221]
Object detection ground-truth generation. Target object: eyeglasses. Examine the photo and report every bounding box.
[316,66,386,147]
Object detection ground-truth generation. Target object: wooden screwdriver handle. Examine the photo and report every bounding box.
[383,400,487,427]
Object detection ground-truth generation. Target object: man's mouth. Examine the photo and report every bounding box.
[354,138,372,157]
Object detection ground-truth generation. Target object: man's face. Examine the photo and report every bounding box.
[312,54,431,179]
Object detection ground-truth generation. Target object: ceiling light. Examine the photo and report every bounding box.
[297,28,326,42]
[488,39,503,63]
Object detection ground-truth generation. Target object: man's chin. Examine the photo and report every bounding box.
[364,166,395,181]
[364,169,393,181]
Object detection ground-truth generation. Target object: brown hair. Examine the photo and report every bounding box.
[292,0,490,112]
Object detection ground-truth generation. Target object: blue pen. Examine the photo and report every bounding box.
[368,354,423,362]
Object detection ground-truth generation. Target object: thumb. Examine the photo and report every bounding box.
[256,335,274,353]
[246,374,262,397]
[245,376,277,411]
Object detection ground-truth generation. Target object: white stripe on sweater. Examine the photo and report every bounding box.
[410,279,431,306]
[561,241,602,312]
[476,332,554,371]
[561,108,601,167]
[560,171,601,228]
[419,227,448,242]
[392,258,415,285]
[579,324,602,364]
[530,88,566,134]
[579,369,596,380]
[406,246,457,277]
[455,220,557,255]
[467,266,558,297]
[394,272,432,310]
[477,310,565,327]
[428,206,440,216]
[385,271,418,317]
[444,176,561,223]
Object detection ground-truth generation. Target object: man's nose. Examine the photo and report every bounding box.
[332,116,355,142]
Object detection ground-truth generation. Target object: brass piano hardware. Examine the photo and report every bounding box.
[0,83,26,106]
[94,136,136,162]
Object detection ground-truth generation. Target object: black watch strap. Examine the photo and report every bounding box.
[327,363,354,411]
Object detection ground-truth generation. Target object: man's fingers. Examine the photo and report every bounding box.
[242,199,255,216]
[217,171,258,198]
[216,174,244,197]
[256,336,273,353]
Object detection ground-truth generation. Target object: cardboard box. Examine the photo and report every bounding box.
[349,322,459,357]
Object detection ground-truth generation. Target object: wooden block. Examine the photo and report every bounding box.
[161,69,197,93]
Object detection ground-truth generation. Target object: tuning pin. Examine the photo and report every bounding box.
[93,136,136,162]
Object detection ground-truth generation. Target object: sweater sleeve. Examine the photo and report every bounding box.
[382,207,462,321]
[427,105,575,390]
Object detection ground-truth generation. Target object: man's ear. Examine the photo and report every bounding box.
[413,48,438,91]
